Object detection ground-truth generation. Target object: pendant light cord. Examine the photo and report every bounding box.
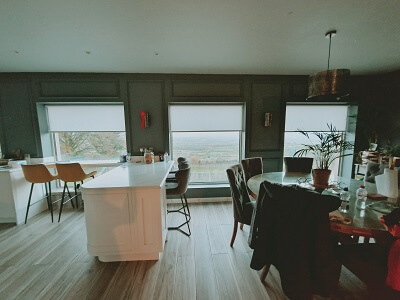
[327,33,332,70]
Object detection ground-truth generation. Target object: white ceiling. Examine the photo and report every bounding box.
[1,0,399,75]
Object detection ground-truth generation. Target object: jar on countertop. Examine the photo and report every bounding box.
[144,150,154,164]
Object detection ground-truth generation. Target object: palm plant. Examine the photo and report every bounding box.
[294,124,354,170]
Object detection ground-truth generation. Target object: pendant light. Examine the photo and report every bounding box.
[307,30,350,101]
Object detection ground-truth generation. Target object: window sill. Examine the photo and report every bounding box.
[188,183,229,189]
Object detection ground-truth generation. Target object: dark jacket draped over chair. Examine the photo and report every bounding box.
[249,181,341,299]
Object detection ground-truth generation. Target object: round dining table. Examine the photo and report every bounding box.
[247,172,396,241]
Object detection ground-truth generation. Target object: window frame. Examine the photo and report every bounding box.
[168,103,246,185]
[283,103,351,177]
[46,104,127,162]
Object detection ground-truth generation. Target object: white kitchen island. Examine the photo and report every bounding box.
[81,161,174,262]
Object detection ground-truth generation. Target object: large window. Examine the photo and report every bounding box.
[284,105,349,175]
[46,105,127,161]
[169,104,244,184]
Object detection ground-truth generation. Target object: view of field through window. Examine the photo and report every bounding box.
[172,132,240,183]
[53,132,127,161]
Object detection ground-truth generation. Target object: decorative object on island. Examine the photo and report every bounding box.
[140,111,150,129]
[119,154,127,163]
[294,124,354,190]
[144,149,154,164]
[307,30,350,101]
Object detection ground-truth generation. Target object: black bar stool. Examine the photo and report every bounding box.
[166,167,191,236]
[21,164,58,223]
[167,161,190,184]
[56,163,97,222]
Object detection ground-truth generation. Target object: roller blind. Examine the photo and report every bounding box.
[285,105,348,132]
[170,105,243,131]
[46,105,125,132]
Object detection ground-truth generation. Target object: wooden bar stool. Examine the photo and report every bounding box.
[21,164,58,223]
[56,163,97,222]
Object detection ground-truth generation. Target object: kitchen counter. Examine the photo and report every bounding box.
[0,159,121,224]
[81,161,174,262]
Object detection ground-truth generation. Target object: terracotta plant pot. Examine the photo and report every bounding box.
[312,169,331,190]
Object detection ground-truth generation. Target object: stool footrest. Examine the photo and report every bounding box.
[167,206,190,217]
[168,221,191,237]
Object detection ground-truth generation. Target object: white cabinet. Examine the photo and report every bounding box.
[0,168,46,224]
[82,161,173,262]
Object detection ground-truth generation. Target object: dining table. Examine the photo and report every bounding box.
[247,172,399,242]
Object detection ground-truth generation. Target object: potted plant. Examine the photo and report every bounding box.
[381,143,400,167]
[294,124,354,189]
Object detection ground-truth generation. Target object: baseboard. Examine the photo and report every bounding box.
[167,197,232,204]
[51,191,231,204]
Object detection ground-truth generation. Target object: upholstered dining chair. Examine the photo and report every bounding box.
[226,164,256,247]
[283,157,314,173]
[241,157,263,183]
[241,157,263,202]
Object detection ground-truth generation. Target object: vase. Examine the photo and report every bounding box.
[375,168,398,198]
[312,169,331,190]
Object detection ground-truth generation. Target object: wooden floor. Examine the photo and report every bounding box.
[0,202,390,300]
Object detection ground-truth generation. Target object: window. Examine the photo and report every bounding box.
[169,104,244,184]
[46,105,127,161]
[284,105,349,175]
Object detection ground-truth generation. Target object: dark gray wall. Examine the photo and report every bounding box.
[3,72,386,197]
[0,73,309,161]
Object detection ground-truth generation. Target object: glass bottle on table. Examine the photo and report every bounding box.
[355,185,368,210]
[339,187,350,213]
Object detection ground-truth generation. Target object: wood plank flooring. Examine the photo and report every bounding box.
[0,202,388,299]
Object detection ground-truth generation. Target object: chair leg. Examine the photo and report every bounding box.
[74,182,79,209]
[48,182,54,223]
[230,220,239,247]
[240,223,244,230]
[183,193,190,217]
[260,264,271,283]
[24,183,34,224]
[65,184,74,208]
[58,183,67,222]
[181,195,191,236]
[167,194,191,236]
[44,182,50,209]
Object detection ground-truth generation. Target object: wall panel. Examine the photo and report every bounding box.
[0,81,38,156]
[171,81,242,98]
[250,82,283,152]
[128,80,165,153]
[39,80,119,98]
